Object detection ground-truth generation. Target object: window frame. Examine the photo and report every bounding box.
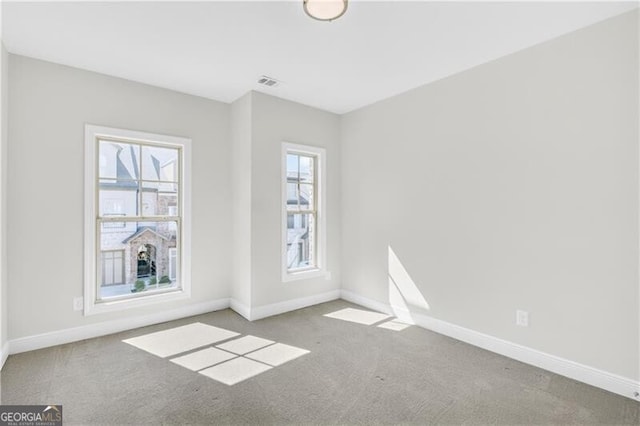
[281,142,327,282]
[84,124,192,315]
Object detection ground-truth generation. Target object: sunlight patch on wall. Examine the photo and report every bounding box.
[388,246,430,312]
[388,277,411,323]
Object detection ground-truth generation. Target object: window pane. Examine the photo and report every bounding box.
[286,213,315,270]
[99,180,138,218]
[286,154,299,179]
[141,145,179,181]
[162,193,179,217]
[140,182,179,216]
[99,140,140,180]
[158,181,179,194]
[141,185,157,216]
[287,182,299,211]
[98,220,178,299]
[299,183,314,210]
[286,182,297,202]
[157,183,179,216]
[299,155,314,183]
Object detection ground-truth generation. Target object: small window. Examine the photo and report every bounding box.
[85,125,191,315]
[282,142,326,281]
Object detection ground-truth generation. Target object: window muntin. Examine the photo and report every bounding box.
[85,125,191,314]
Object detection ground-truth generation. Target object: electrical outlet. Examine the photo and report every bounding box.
[73,297,84,311]
[516,310,529,327]
[325,271,332,281]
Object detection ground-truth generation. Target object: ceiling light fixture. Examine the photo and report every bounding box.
[303,0,348,22]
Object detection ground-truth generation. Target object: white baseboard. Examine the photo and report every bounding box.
[340,289,394,316]
[9,287,636,401]
[7,290,342,356]
[229,298,251,321]
[0,340,8,370]
[9,298,230,355]
[249,289,341,321]
[340,289,640,402]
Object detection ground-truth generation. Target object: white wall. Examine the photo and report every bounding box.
[250,91,341,308]
[341,10,639,381]
[6,57,342,338]
[7,55,232,339]
[229,90,342,318]
[230,92,252,310]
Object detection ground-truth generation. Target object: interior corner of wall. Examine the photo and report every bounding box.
[230,297,252,321]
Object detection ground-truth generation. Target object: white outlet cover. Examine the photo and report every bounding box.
[73,297,84,311]
[516,310,529,327]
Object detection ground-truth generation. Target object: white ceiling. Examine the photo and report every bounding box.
[3,1,637,114]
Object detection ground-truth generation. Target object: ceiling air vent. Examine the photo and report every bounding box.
[257,75,280,88]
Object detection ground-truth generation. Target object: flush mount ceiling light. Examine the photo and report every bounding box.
[303,0,348,22]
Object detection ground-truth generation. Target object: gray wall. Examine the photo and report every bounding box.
[8,55,232,339]
[341,10,639,380]
[250,92,341,307]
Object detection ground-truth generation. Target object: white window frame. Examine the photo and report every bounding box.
[281,142,327,282]
[84,124,192,315]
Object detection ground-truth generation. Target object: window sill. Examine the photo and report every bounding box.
[282,268,329,283]
[84,287,190,315]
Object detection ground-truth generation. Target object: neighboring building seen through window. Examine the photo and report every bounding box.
[101,250,125,286]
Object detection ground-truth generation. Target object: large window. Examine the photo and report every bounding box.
[282,142,326,281]
[85,125,191,314]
